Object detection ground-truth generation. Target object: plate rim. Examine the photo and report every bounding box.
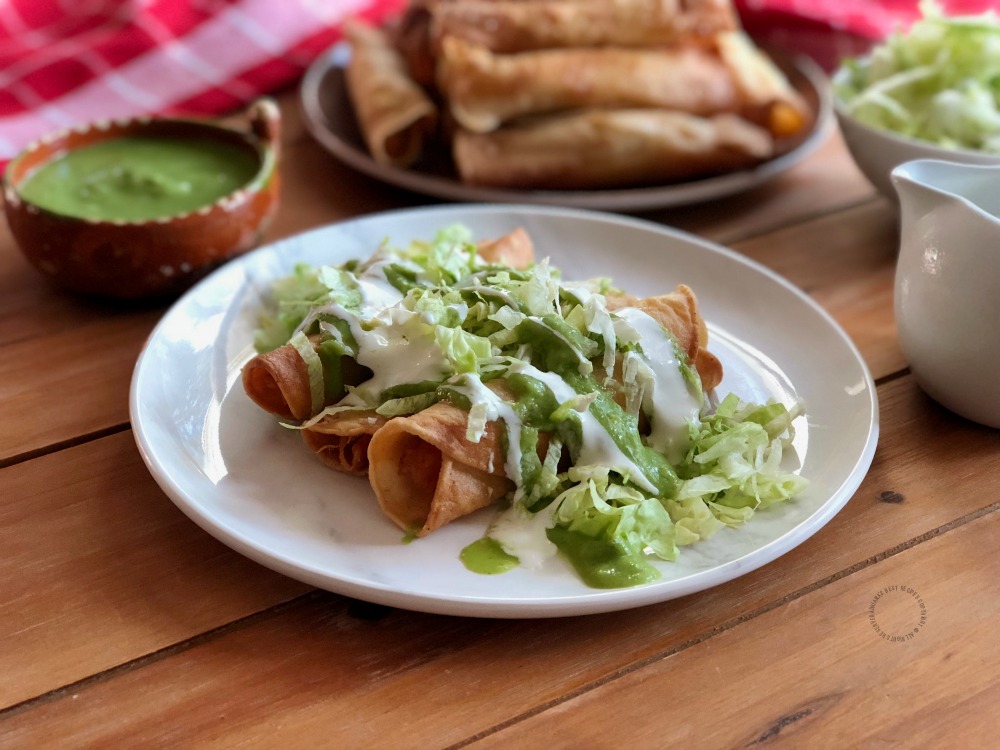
[299,41,834,211]
[130,203,879,618]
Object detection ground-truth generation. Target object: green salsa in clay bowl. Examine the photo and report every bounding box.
[2,98,281,299]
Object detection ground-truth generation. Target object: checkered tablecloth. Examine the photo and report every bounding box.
[2,0,998,166]
[734,0,1000,70]
[736,0,998,39]
[0,0,404,164]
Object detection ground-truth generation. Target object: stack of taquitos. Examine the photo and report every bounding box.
[345,0,812,189]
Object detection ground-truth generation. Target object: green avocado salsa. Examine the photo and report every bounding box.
[18,136,259,221]
[459,538,520,575]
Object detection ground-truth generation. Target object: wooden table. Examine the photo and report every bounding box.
[3,88,999,749]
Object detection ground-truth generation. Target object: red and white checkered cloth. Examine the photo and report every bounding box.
[0,0,404,164]
[736,0,999,39]
[3,0,999,166]
[735,0,1000,69]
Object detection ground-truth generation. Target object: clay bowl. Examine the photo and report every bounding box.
[2,98,281,300]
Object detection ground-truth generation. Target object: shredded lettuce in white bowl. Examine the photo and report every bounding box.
[835,0,1000,153]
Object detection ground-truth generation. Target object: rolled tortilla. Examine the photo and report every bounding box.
[367,399,514,536]
[369,283,724,536]
[302,410,388,476]
[607,284,724,391]
[438,36,740,134]
[453,109,773,189]
[712,31,811,139]
[344,20,438,166]
[430,0,738,54]
[242,344,313,421]
[391,1,437,86]
[476,226,534,268]
[242,339,371,421]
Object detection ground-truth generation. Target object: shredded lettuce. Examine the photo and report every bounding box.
[537,395,806,572]
[433,326,494,374]
[376,392,439,417]
[551,467,679,562]
[401,224,478,285]
[254,263,357,353]
[677,394,808,514]
[288,331,325,416]
[835,1,1000,151]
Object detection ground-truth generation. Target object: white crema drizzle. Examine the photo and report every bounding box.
[613,307,704,464]
[506,361,658,494]
[299,258,454,408]
[353,257,407,316]
[447,373,525,487]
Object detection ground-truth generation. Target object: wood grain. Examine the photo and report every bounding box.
[473,510,1000,749]
[731,199,905,379]
[2,375,997,745]
[0,432,310,709]
[650,128,875,243]
[0,313,160,463]
[0,68,964,750]
[0,92,873,345]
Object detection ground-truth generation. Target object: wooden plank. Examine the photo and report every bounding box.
[651,128,876,243]
[0,313,161,463]
[263,130,422,243]
[731,199,905,379]
[0,431,311,709]
[473,510,1000,749]
[2,375,998,744]
[0,225,161,349]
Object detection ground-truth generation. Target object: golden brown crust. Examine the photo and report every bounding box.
[344,20,438,166]
[367,401,513,535]
[430,0,738,54]
[438,37,740,133]
[241,344,312,421]
[712,31,812,138]
[607,284,724,391]
[302,410,389,476]
[453,109,773,189]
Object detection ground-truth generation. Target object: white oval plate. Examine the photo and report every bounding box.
[131,205,878,618]
[300,43,833,211]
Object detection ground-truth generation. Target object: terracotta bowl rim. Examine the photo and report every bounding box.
[2,109,279,228]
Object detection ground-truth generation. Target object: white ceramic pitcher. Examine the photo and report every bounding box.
[891,159,1000,428]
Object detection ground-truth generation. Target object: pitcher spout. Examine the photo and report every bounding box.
[891,158,1000,222]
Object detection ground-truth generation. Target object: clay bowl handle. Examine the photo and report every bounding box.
[240,97,282,158]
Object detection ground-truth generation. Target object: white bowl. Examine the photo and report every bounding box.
[833,72,1000,199]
